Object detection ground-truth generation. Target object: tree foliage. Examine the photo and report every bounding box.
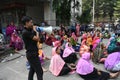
[77,0,92,24]
[52,0,120,24]
[52,0,72,25]
[114,0,120,17]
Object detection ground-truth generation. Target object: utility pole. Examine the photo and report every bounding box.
[80,0,82,16]
[93,0,95,24]
[73,0,76,22]
[50,0,53,25]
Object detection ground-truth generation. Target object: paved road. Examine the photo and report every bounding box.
[0,38,120,80]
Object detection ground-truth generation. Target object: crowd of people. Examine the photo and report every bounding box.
[1,16,120,80]
[23,21,120,80]
[0,22,23,52]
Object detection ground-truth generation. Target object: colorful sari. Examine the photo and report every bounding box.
[10,31,23,50]
[105,52,120,71]
[49,54,65,76]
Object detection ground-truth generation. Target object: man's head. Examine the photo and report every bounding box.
[21,16,33,28]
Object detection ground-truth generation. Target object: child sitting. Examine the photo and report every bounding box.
[37,41,50,72]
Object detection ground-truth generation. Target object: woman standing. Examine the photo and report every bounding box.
[6,21,16,43]
[76,24,80,37]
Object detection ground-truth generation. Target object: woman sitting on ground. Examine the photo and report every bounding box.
[49,46,75,76]
[76,52,120,80]
[99,43,108,63]
[10,30,23,51]
[105,52,120,72]
[62,42,78,65]
[52,41,61,56]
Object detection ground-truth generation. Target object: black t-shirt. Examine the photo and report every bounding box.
[22,27,38,54]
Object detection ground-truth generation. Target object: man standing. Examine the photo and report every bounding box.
[22,16,43,80]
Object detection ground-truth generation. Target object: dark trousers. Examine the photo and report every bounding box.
[26,53,43,80]
[59,64,71,76]
[63,53,77,64]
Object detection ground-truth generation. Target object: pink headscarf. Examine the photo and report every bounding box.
[79,45,90,57]
[53,41,60,47]
[81,39,86,45]
[71,32,78,41]
[105,52,120,70]
[49,54,65,76]
[52,41,60,56]
[82,33,87,39]
[92,37,100,50]
[76,52,94,75]
[10,31,17,43]
[6,25,16,36]
[63,43,75,58]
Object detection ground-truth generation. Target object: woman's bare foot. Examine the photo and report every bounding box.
[110,72,120,79]
[67,65,76,70]
[69,63,76,67]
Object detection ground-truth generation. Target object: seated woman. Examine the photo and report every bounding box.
[10,30,23,51]
[81,32,87,42]
[92,35,101,51]
[105,52,120,72]
[81,34,87,45]
[92,42,102,64]
[45,34,52,46]
[54,30,61,41]
[79,44,90,57]
[51,33,57,43]
[107,38,120,54]
[61,35,68,49]
[52,41,61,56]
[49,46,75,76]
[15,35,23,51]
[70,36,77,46]
[62,42,78,65]
[76,52,119,80]
[86,33,92,47]
[106,33,116,48]
[71,32,78,42]
[70,33,80,52]
[104,30,111,39]
[99,43,108,63]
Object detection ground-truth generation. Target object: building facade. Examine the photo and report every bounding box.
[0,0,56,31]
[71,0,82,23]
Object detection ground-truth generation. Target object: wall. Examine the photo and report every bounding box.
[44,2,56,26]
[26,5,44,25]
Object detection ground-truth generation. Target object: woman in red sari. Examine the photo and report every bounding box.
[45,33,57,46]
